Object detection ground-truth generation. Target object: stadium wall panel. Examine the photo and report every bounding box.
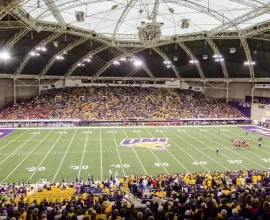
[0,79,13,107]
[251,103,270,122]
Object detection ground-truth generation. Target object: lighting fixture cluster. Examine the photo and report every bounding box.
[55,55,64,60]
[113,56,143,67]
[189,60,198,64]
[213,54,224,62]
[244,61,256,66]
[30,46,47,57]
[163,60,175,68]
[77,56,92,67]
[0,51,10,60]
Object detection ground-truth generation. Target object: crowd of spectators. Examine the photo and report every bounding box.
[0,87,244,121]
[1,169,270,220]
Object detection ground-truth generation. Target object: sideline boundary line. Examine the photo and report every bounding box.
[0,125,244,130]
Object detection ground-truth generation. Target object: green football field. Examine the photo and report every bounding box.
[0,125,270,184]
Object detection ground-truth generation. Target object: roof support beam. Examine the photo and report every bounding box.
[172,1,231,23]
[15,32,62,75]
[1,73,270,83]
[206,39,229,79]
[209,3,270,35]
[0,10,8,20]
[153,47,181,79]
[241,38,255,79]
[38,0,105,19]
[2,29,29,51]
[113,0,138,38]
[177,42,205,79]
[39,38,87,76]
[43,0,66,26]
[93,48,147,78]
[229,0,265,7]
[65,45,109,78]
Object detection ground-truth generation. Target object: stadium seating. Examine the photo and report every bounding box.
[0,87,244,120]
[1,170,270,220]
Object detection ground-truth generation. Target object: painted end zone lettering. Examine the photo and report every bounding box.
[0,129,15,139]
[238,126,270,137]
[120,138,170,150]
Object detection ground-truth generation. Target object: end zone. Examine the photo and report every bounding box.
[238,125,270,137]
[0,129,15,139]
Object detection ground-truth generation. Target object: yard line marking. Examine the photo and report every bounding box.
[78,128,90,178]
[144,128,190,173]
[100,128,103,180]
[167,127,230,171]
[136,128,169,174]
[163,129,210,172]
[110,128,125,176]
[0,130,29,152]
[122,128,148,175]
[29,129,67,180]
[0,130,41,166]
[1,130,54,183]
[204,127,267,168]
[52,129,78,182]
[188,129,250,170]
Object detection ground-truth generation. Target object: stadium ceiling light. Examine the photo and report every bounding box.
[163,60,171,65]
[83,58,91,63]
[113,60,120,65]
[213,54,223,59]
[244,61,256,65]
[30,51,40,57]
[120,57,127,61]
[55,55,64,60]
[134,60,142,66]
[189,60,199,64]
[215,58,224,62]
[166,65,171,68]
[0,51,10,60]
[36,46,47,52]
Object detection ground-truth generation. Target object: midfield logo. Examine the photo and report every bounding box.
[121,138,170,150]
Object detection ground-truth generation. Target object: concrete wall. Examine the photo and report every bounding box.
[203,82,270,101]
[251,103,270,122]
[0,79,13,106]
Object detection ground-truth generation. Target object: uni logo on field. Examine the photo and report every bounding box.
[121,138,170,150]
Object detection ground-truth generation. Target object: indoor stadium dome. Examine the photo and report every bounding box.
[0,0,270,80]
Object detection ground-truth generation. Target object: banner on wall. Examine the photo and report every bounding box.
[255,84,270,89]
[228,101,251,118]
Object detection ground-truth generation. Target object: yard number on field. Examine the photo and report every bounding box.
[228,160,242,164]
[70,165,88,170]
[107,131,117,133]
[193,161,208,165]
[26,167,45,172]
[261,158,270,162]
[30,132,40,135]
[155,130,165,133]
[155,163,169,167]
[82,131,92,134]
[111,164,129,168]
[57,131,67,134]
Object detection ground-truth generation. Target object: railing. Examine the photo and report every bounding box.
[0,118,251,127]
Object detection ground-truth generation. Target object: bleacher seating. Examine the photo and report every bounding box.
[0,87,244,120]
